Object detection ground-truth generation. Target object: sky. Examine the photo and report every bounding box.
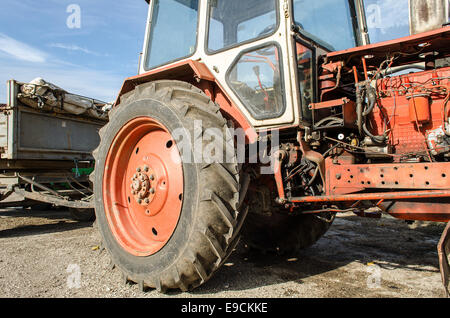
[0,0,149,103]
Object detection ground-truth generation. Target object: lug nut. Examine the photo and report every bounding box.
[136,167,141,172]
[149,174,155,181]
[150,188,155,194]
[144,165,149,172]
[144,198,150,204]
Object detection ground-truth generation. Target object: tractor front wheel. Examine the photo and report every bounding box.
[93,80,244,292]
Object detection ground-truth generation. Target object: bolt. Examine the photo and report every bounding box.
[150,188,155,194]
[336,174,342,180]
[137,199,142,204]
[149,174,155,181]
[144,165,149,172]
[144,198,150,204]
[136,167,141,172]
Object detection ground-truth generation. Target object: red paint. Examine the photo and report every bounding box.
[114,59,258,144]
[369,67,450,156]
[327,26,450,62]
[408,93,431,123]
[102,117,184,257]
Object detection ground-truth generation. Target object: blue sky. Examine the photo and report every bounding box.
[0,0,149,103]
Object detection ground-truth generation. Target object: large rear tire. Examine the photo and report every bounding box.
[92,80,245,292]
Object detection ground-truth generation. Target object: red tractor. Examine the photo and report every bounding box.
[92,0,450,294]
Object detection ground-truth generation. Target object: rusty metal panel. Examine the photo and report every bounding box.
[327,162,450,195]
[409,0,448,35]
[381,199,450,222]
[1,80,102,161]
[14,109,102,160]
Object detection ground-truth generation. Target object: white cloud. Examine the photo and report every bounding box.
[0,33,123,103]
[49,43,107,57]
[0,33,47,63]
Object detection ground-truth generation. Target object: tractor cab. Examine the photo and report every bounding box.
[140,0,448,130]
[140,0,364,129]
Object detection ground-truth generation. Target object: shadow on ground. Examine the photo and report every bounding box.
[188,214,445,295]
[0,206,445,296]
[0,207,94,239]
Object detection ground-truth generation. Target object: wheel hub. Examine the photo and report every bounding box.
[131,166,157,205]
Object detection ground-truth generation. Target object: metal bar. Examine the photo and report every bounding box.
[353,0,370,45]
[14,188,93,209]
[362,56,368,80]
[16,147,93,155]
[327,162,450,193]
[290,189,450,203]
[17,174,63,198]
[309,98,349,110]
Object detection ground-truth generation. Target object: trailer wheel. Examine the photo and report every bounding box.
[92,80,243,292]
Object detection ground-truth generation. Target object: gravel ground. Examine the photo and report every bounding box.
[0,202,447,298]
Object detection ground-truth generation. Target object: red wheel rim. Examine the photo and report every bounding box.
[103,117,184,257]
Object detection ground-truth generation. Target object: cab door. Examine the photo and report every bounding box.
[199,0,300,129]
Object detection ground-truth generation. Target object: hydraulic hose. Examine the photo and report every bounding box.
[357,82,387,144]
[355,84,363,135]
[363,84,377,116]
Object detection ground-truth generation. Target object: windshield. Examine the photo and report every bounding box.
[145,0,199,69]
[292,0,357,51]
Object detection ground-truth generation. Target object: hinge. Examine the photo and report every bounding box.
[283,0,290,18]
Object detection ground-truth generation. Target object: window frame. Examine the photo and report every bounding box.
[205,0,281,55]
[291,0,361,52]
[293,37,318,124]
[143,0,201,72]
[225,42,287,120]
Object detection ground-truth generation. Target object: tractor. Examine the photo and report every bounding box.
[92,0,450,294]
